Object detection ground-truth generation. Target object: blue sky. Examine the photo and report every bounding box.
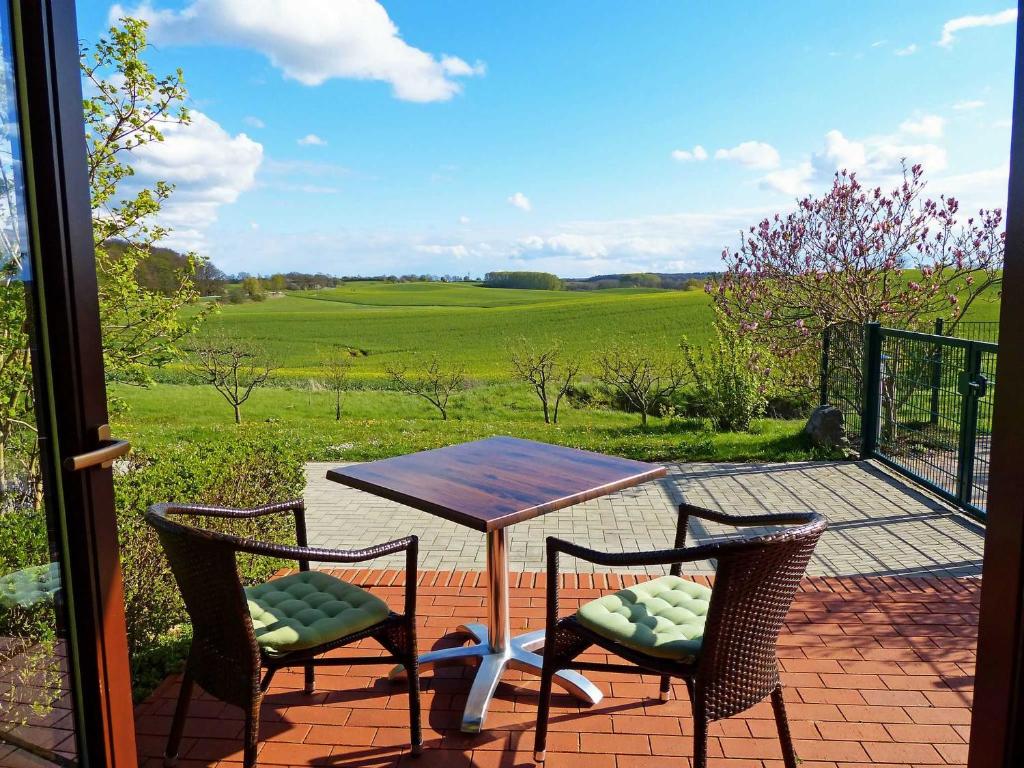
[75,1,1017,277]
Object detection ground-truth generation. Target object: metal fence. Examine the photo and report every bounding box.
[935,317,1000,345]
[821,322,997,520]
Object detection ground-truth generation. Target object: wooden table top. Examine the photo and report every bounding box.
[326,436,666,532]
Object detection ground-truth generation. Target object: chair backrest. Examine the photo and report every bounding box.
[695,513,826,720]
[146,504,261,708]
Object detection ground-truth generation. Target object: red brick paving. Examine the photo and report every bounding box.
[133,570,979,768]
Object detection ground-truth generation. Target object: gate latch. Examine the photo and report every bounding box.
[959,373,988,399]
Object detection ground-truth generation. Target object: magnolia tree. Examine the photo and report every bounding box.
[712,164,1004,394]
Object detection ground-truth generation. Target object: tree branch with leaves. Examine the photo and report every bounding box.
[82,17,211,386]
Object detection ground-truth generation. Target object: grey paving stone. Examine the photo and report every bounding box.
[303,459,984,578]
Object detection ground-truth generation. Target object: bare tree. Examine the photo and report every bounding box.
[385,355,466,420]
[187,334,275,424]
[596,345,686,428]
[509,339,580,424]
[320,350,352,421]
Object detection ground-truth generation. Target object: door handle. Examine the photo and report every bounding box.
[63,424,131,471]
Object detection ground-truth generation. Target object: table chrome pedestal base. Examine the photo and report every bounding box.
[393,622,603,733]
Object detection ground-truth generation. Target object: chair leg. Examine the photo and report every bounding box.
[164,669,194,767]
[243,704,260,768]
[691,691,708,768]
[304,663,315,695]
[771,684,798,768]
[658,674,672,702]
[533,658,556,763]
[406,650,423,756]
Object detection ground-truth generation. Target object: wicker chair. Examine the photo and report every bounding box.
[146,500,422,768]
[534,504,826,768]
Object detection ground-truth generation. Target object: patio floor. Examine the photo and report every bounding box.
[133,568,978,768]
[304,460,985,578]
[125,458,985,767]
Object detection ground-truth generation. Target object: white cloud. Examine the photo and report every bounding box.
[759,119,949,197]
[126,111,263,250]
[895,43,917,56]
[871,40,888,48]
[714,141,781,170]
[458,215,471,225]
[671,145,708,162]
[207,205,769,277]
[243,115,265,128]
[111,0,484,102]
[760,163,814,196]
[934,165,1009,211]
[899,114,945,139]
[298,133,327,146]
[953,99,986,111]
[414,243,470,258]
[507,192,532,212]
[939,8,1017,47]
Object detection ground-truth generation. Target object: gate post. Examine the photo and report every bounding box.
[930,318,944,425]
[819,325,831,407]
[956,343,983,506]
[860,322,883,459]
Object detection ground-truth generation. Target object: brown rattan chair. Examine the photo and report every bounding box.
[534,504,826,768]
[146,500,422,767]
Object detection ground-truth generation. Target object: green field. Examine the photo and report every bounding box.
[188,282,713,383]
[117,280,1001,464]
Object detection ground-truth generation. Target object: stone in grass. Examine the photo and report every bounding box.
[805,404,849,450]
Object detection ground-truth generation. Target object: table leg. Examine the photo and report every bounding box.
[393,527,603,732]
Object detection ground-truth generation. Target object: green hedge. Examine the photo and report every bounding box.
[115,431,306,698]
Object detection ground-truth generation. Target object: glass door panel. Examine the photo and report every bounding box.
[0,1,77,764]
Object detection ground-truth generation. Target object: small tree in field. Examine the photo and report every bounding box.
[596,345,686,428]
[320,350,352,421]
[188,334,275,424]
[713,164,1004,386]
[385,355,466,420]
[508,339,580,424]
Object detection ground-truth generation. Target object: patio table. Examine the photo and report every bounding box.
[326,436,666,732]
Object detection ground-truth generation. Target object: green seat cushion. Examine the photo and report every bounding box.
[576,574,711,661]
[0,562,60,610]
[246,571,389,655]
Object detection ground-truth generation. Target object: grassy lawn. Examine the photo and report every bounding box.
[113,381,837,463]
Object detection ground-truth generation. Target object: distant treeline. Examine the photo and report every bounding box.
[482,270,715,291]
[118,240,716,297]
[564,272,715,291]
[482,271,563,290]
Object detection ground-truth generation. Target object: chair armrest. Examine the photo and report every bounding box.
[163,500,305,520]
[233,534,417,566]
[547,535,717,570]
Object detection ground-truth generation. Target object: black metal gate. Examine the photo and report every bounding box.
[821,322,996,519]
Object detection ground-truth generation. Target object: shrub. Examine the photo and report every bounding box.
[682,323,769,432]
[115,430,305,698]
